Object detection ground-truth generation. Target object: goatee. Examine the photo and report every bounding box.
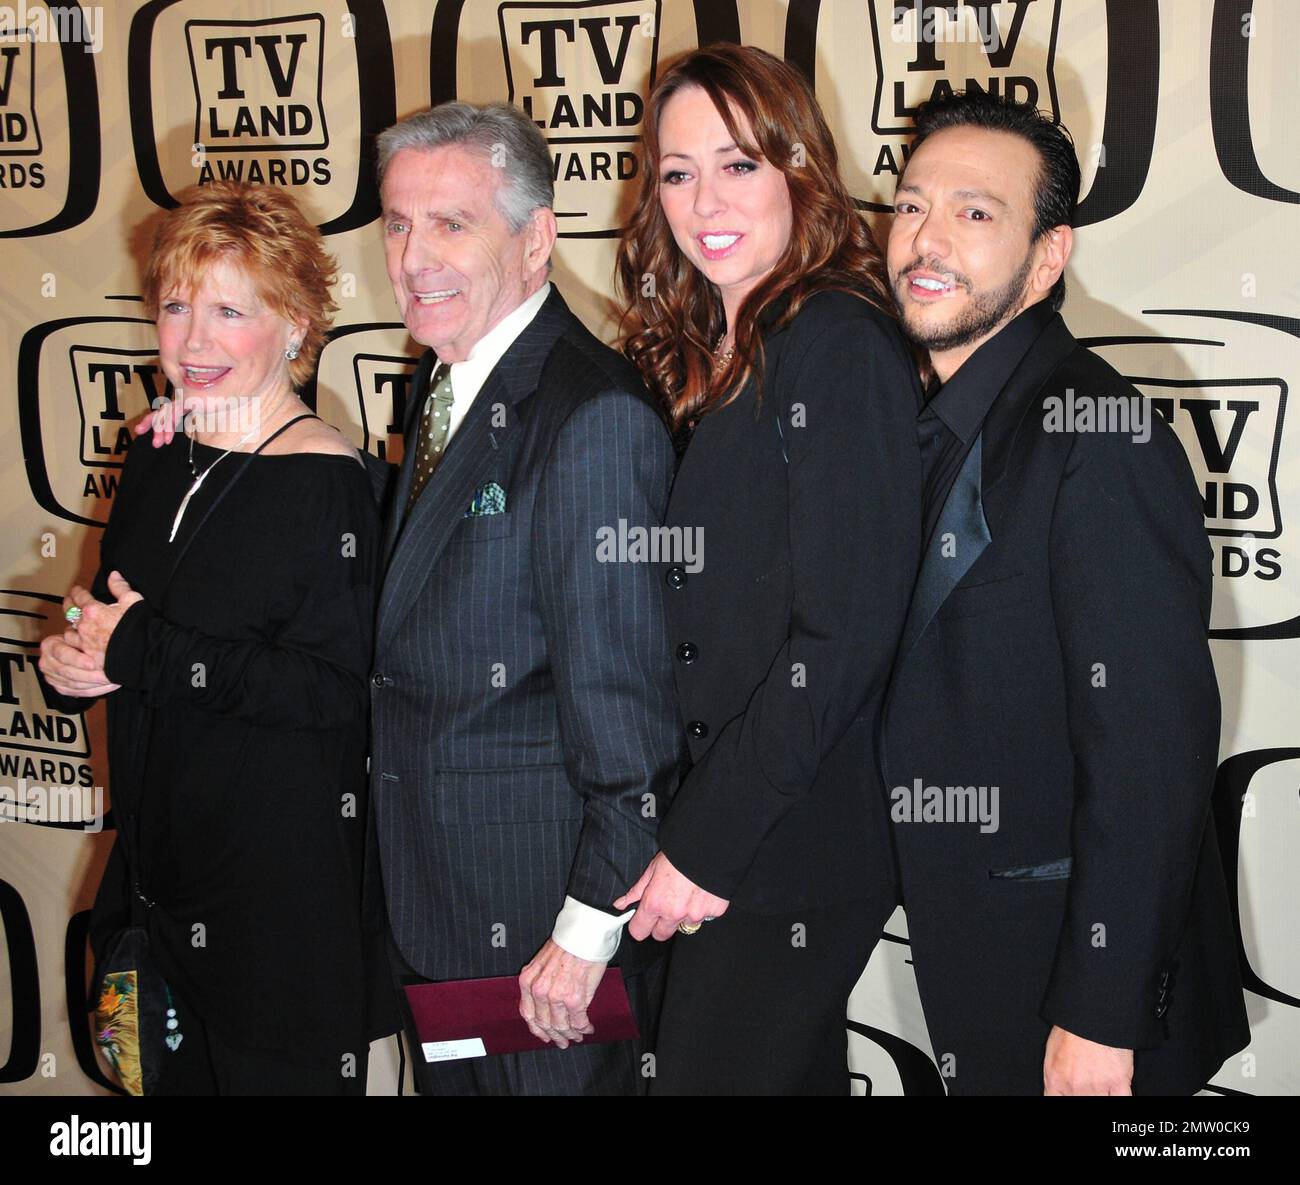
[893,251,1035,353]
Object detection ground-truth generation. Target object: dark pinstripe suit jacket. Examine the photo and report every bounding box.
[370,287,684,982]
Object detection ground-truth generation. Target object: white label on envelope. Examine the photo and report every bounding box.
[421,1038,487,1062]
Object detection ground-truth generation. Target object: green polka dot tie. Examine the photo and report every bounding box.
[405,362,455,515]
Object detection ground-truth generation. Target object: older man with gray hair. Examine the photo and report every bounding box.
[369,101,682,1096]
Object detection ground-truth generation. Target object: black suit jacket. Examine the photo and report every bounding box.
[657,290,923,910]
[370,287,683,982]
[882,311,1251,1094]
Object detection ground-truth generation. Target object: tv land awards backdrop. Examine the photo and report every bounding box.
[0,0,1295,1096]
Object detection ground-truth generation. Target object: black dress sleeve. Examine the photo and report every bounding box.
[103,461,379,732]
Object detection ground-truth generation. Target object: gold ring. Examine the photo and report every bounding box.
[677,921,702,935]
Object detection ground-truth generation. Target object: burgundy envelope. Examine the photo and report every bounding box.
[403,969,640,1062]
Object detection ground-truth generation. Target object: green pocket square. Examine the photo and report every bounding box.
[465,482,507,517]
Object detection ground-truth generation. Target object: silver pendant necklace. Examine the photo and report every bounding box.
[168,423,261,543]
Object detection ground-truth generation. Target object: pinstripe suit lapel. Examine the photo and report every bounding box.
[376,370,518,656]
[381,349,438,568]
[374,287,575,657]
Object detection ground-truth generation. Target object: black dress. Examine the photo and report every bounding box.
[68,429,396,1093]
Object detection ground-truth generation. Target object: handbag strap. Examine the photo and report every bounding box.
[163,413,319,588]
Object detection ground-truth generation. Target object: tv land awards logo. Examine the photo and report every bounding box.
[186,15,330,162]
[129,0,395,234]
[434,0,738,236]
[0,592,95,799]
[0,25,42,159]
[867,0,1060,138]
[312,324,421,465]
[1084,309,1299,637]
[0,3,100,236]
[784,0,1162,223]
[18,314,166,527]
[500,0,658,235]
[782,0,1062,211]
[1142,378,1284,546]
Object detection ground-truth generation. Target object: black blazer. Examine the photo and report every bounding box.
[882,311,1251,1094]
[656,289,923,911]
[369,287,684,981]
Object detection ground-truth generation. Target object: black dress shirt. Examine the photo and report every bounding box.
[918,301,1055,544]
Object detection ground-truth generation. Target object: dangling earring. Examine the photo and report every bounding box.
[285,343,300,360]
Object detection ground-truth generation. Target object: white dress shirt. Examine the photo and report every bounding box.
[440,281,550,443]
[438,280,634,964]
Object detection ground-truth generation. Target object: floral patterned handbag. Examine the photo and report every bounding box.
[93,924,182,1096]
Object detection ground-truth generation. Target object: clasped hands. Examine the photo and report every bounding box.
[38,572,142,699]
[519,852,729,1046]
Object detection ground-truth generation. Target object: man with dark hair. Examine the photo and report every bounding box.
[881,91,1250,1094]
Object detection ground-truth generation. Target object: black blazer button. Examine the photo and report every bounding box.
[372,672,385,688]
[676,642,698,663]
[665,565,687,589]
[687,720,708,740]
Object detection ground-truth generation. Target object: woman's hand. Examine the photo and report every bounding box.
[614,851,730,942]
[38,629,120,699]
[62,571,144,673]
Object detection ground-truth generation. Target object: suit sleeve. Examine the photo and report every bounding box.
[1040,414,1220,1050]
[103,469,378,732]
[532,388,683,914]
[657,308,923,898]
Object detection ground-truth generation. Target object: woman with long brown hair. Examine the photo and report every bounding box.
[612,45,923,1093]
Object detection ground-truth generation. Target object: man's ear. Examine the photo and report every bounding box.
[525,206,558,275]
[1032,224,1073,300]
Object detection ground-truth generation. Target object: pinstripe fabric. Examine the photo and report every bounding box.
[369,290,683,1089]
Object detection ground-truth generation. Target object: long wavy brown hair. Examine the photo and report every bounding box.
[617,45,893,428]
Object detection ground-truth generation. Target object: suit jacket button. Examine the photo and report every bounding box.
[676,642,698,663]
[666,565,687,589]
[687,720,708,739]
[372,672,385,688]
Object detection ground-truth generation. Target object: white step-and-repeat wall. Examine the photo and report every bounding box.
[1,0,1296,1094]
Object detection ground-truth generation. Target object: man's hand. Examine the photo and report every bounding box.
[133,390,185,447]
[1043,1024,1134,1095]
[613,851,730,942]
[518,939,606,1049]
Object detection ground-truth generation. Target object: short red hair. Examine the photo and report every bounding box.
[141,182,338,389]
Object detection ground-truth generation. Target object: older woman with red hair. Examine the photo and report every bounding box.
[39,182,395,1095]
[614,45,923,1093]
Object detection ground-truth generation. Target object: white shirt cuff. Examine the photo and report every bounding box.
[551,895,633,963]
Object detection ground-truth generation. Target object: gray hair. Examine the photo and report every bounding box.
[376,102,554,233]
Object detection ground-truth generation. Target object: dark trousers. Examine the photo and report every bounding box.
[154,985,365,1096]
[391,940,666,1097]
[650,894,893,1095]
